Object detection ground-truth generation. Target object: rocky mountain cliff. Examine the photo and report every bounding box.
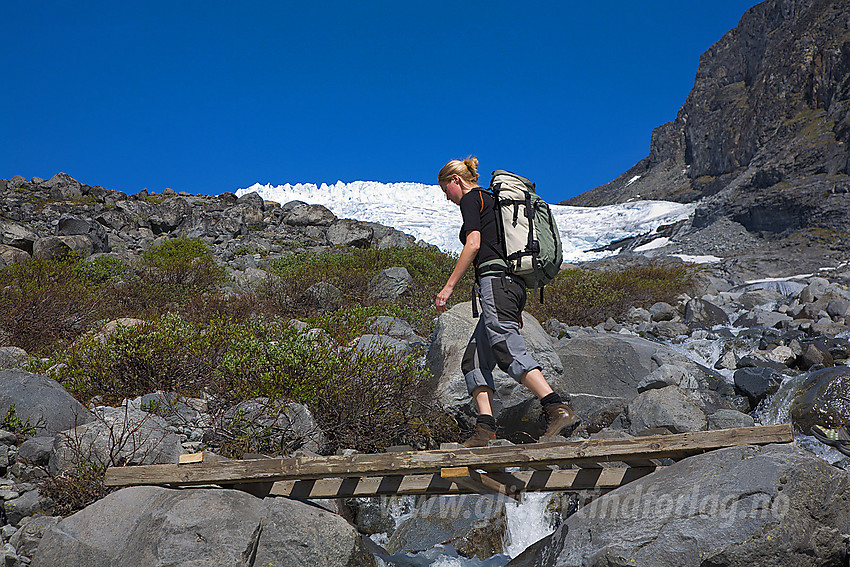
[564,0,850,237]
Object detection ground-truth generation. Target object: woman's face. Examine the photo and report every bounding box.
[440,175,463,205]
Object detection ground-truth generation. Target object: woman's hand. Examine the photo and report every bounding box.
[435,284,453,312]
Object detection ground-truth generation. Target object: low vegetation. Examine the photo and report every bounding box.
[3,238,693,464]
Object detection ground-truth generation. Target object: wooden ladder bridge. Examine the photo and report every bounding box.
[105,424,794,501]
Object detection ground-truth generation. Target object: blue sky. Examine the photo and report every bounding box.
[2,1,757,203]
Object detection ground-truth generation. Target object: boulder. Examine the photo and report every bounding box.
[733,366,783,406]
[327,219,373,247]
[511,444,850,567]
[0,347,29,370]
[367,316,426,345]
[354,334,412,358]
[426,302,562,438]
[790,366,850,432]
[739,288,783,309]
[49,406,182,473]
[148,196,192,234]
[368,266,413,302]
[235,190,265,210]
[4,489,50,527]
[0,244,29,266]
[707,408,755,430]
[649,302,677,322]
[552,334,722,433]
[0,370,93,435]
[8,515,61,556]
[0,221,39,254]
[301,281,343,312]
[284,204,337,226]
[733,310,792,329]
[32,235,95,259]
[42,173,82,201]
[624,386,708,435]
[57,215,108,252]
[33,486,375,566]
[218,398,326,454]
[684,298,730,327]
[16,436,54,466]
[387,494,507,560]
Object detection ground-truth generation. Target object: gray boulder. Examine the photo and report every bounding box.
[733,310,792,329]
[0,370,93,435]
[115,199,158,226]
[327,219,373,247]
[648,302,677,322]
[510,444,850,567]
[235,190,265,210]
[354,334,412,358]
[57,215,107,252]
[0,347,29,370]
[301,281,343,312]
[552,334,722,433]
[17,436,54,466]
[148,196,192,234]
[8,515,61,556]
[0,244,29,267]
[284,204,337,226]
[367,316,426,345]
[33,486,375,567]
[0,221,39,254]
[624,386,708,435]
[5,489,51,527]
[387,494,507,560]
[739,288,783,309]
[368,266,413,302]
[734,366,783,406]
[684,298,730,327]
[426,302,562,434]
[33,235,96,259]
[50,406,182,473]
[218,398,326,454]
[790,366,850,432]
[707,409,755,430]
[42,173,82,201]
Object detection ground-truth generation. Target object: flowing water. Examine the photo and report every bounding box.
[372,492,557,566]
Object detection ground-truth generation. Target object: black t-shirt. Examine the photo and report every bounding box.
[459,189,505,268]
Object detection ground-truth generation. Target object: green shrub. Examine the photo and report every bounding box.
[49,312,454,453]
[73,256,125,284]
[41,462,111,516]
[526,264,694,327]
[139,238,226,289]
[0,256,114,355]
[265,246,472,335]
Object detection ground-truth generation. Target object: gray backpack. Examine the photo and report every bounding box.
[484,170,563,300]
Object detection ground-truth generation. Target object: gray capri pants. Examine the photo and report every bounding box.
[462,274,541,395]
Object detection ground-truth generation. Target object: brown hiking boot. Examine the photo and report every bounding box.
[542,403,580,438]
[462,424,497,448]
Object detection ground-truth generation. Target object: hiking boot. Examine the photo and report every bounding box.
[811,424,850,457]
[542,403,580,438]
[462,424,497,448]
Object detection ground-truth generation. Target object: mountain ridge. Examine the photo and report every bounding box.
[563,0,850,238]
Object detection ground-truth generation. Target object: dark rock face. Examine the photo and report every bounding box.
[510,443,850,567]
[564,0,850,238]
[790,365,850,431]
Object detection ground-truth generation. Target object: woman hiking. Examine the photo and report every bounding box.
[435,156,579,447]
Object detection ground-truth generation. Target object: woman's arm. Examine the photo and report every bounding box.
[436,230,480,312]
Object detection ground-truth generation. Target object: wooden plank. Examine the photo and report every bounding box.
[268,466,661,498]
[440,467,521,500]
[104,425,793,487]
[179,453,205,465]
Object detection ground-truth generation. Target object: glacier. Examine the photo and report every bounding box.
[236,180,695,263]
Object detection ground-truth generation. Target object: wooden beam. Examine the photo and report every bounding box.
[268,466,660,498]
[104,425,793,487]
[440,467,522,500]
